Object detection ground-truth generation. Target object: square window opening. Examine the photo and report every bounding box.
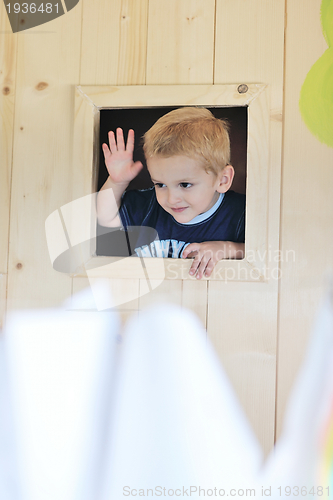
[96,106,247,258]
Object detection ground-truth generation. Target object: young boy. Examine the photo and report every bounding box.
[97,107,245,279]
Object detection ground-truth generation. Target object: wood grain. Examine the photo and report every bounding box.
[215,0,285,109]
[182,279,208,328]
[138,278,182,310]
[80,0,148,85]
[7,8,82,311]
[146,0,215,84]
[0,5,17,328]
[72,276,139,324]
[276,0,333,437]
[82,255,262,281]
[213,0,285,454]
[76,83,263,108]
[79,0,150,320]
[208,280,278,455]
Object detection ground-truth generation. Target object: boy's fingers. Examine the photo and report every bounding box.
[102,143,111,160]
[126,129,135,153]
[204,260,216,277]
[189,252,203,276]
[182,243,200,258]
[108,131,117,154]
[195,255,210,279]
[189,260,199,276]
[116,128,125,151]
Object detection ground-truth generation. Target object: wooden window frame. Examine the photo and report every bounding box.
[73,84,269,282]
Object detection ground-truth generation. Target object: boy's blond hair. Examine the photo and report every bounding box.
[143,107,230,175]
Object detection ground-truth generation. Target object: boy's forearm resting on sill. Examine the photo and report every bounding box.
[182,241,244,279]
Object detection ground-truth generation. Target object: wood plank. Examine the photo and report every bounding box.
[83,256,262,281]
[213,0,285,453]
[277,0,333,437]
[245,87,270,273]
[146,0,215,84]
[208,280,278,456]
[215,0,284,269]
[138,279,182,310]
[76,83,264,108]
[215,0,285,253]
[182,279,208,328]
[80,0,148,85]
[7,7,82,311]
[80,0,149,317]
[215,0,285,108]
[72,276,139,324]
[0,5,17,329]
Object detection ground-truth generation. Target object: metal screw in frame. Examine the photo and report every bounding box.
[237,84,249,94]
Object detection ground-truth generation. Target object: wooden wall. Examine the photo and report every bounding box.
[277,0,333,436]
[1,0,332,455]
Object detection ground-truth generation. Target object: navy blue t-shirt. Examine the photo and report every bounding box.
[119,188,245,258]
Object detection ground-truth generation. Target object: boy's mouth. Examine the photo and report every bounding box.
[171,207,188,213]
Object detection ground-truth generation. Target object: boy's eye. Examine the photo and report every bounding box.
[154,183,165,188]
[179,182,192,188]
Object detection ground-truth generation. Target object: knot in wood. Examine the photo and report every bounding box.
[36,82,48,91]
[2,87,10,95]
[16,263,23,270]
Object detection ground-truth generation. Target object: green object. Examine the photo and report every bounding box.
[299,0,333,148]
[321,0,333,46]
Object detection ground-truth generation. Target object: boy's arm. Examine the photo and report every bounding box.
[97,177,127,227]
[182,241,244,280]
[96,128,143,227]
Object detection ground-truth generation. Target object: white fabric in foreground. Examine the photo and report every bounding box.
[2,284,333,500]
[0,336,20,500]
[259,294,333,496]
[1,284,120,500]
[101,304,262,499]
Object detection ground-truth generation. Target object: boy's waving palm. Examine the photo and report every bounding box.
[102,128,143,186]
[97,128,142,227]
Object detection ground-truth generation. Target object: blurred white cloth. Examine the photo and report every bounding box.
[0,283,120,500]
[259,294,333,499]
[100,305,262,499]
[1,283,333,500]
[0,335,20,500]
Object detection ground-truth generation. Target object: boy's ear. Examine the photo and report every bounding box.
[216,165,235,193]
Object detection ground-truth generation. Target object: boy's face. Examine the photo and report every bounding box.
[146,155,234,223]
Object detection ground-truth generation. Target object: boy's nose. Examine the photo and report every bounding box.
[167,190,182,205]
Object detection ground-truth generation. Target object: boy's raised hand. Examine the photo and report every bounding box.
[102,128,143,186]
